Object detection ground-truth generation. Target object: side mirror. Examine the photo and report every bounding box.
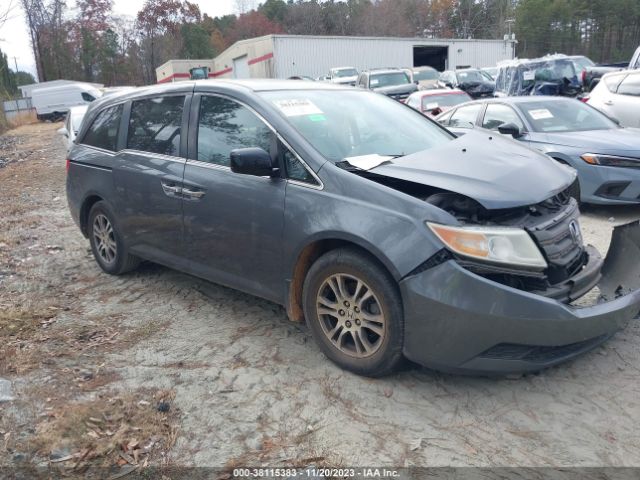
[445,82,453,88]
[57,127,68,137]
[230,147,275,177]
[497,122,522,138]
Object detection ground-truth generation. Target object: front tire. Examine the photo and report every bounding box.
[302,248,404,377]
[88,201,140,275]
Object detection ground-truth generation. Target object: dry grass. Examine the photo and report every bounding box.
[29,389,179,475]
[7,110,38,129]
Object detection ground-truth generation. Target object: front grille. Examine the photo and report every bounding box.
[527,200,584,284]
[480,335,609,363]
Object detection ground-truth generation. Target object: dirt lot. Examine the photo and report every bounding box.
[1,122,639,474]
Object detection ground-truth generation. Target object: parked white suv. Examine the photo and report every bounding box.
[328,67,358,86]
[588,70,640,127]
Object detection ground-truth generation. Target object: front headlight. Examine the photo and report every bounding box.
[581,153,640,169]
[427,223,548,269]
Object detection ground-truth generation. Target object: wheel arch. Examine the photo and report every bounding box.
[79,194,104,237]
[285,235,399,323]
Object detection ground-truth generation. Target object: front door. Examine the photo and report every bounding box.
[113,94,189,266]
[182,94,286,301]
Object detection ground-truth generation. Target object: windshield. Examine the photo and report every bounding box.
[261,90,453,162]
[519,100,617,132]
[414,69,438,81]
[370,72,410,88]
[456,70,485,83]
[422,93,471,109]
[333,68,357,78]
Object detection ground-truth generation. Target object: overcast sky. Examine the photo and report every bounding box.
[0,0,238,79]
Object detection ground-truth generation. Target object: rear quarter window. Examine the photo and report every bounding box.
[81,104,123,152]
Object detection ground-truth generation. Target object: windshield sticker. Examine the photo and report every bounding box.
[345,154,394,171]
[426,102,439,109]
[370,79,380,86]
[308,114,326,122]
[523,70,535,81]
[273,99,323,117]
[528,108,554,120]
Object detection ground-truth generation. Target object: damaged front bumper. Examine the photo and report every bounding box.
[400,221,640,375]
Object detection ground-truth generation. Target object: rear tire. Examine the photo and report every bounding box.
[302,248,404,377]
[88,201,140,275]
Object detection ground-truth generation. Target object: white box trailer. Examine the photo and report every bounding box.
[31,83,103,121]
[210,34,517,80]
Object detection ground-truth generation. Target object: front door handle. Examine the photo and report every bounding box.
[604,100,614,106]
[161,181,182,197]
[182,187,206,199]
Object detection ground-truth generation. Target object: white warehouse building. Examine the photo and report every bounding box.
[156,34,516,83]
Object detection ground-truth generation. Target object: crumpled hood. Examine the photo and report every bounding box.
[543,128,640,154]
[374,84,418,96]
[369,130,575,210]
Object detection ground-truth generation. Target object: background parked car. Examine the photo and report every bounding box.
[406,88,472,116]
[356,68,418,101]
[494,57,582,97]
[57,105,88,151]
[328,67,359,86]
[436,96,640,205]
[581,47,639,92]
[587,70,640,127]
[438,68,495,98]
[411,66,440,89]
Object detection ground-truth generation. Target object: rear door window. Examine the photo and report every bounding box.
[81,104,123,151]
[196,95,273,167]
[127,96,185,156]
[448,104,482,128]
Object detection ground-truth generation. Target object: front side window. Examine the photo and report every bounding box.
[261,90,453,162]
[197,96,273,166]
[82,104,123,151]
[127,96,185,156]
[482,104,524,131]
[448,104,482,128]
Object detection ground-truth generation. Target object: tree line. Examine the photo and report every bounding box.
[17,0,640,87]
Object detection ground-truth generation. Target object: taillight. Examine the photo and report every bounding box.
[581,70,586,83]
[66,158,70,172]
[580,96,590,103]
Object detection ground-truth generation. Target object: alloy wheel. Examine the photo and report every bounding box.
[92,213,117,265]
[315,273,386,358]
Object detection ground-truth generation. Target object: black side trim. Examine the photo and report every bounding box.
[69,160,112,172]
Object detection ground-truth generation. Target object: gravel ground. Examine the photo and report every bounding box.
[1,122,639,471]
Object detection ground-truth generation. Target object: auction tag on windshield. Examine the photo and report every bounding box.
[523,71,535,81]
[426,102,439,109]
[273,99,323,117]
[528,108,554,120]
[371,79,380,86]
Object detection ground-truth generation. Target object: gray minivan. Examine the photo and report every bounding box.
[66,80,640,376]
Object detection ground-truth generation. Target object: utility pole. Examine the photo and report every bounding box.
[13,56,21,111]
